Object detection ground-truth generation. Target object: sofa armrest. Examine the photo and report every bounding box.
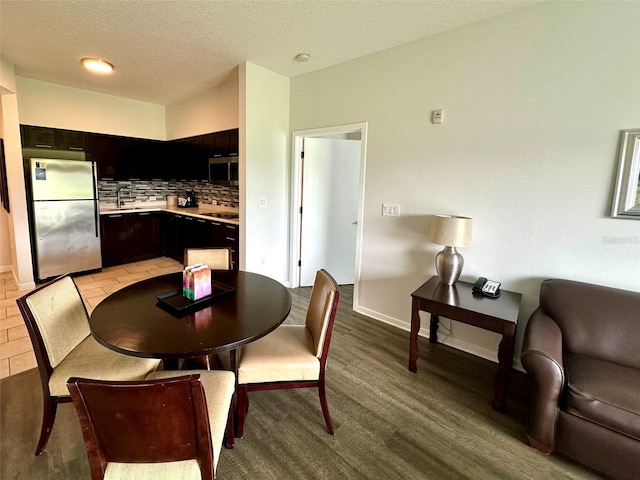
[521,308,565,453]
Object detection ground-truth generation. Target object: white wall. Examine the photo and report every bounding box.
[165,75,239,140]
[16,77,165,139]
[1,60,35,287]
[0,94,11,271]
[240,62,290,281]
[289,1,640,366]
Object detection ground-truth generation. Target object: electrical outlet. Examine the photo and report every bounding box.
[149,196,156,201]
[382,203,400,216]
[260,256,266,266]
[259,197,267,208]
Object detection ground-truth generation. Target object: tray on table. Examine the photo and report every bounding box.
[156,280,235,316]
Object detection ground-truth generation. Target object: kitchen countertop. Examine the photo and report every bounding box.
[99,203,240,225]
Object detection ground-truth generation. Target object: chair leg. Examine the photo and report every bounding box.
[35,398,57,455]
[224,403,234,449]
[235,385,248,438]
[318,381,334,435]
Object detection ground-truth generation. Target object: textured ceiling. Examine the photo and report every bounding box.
[0,0,537,105]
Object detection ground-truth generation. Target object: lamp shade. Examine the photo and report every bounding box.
[427,215,472,247]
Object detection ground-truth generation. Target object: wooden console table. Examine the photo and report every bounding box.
[409,276,521,411]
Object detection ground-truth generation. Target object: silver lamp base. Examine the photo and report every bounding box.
[435,246,464,286]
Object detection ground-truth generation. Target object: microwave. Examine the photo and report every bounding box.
[208,157,238,185]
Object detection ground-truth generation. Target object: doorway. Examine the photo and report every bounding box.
[290,123,367,309]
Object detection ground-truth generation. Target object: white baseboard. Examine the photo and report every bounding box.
[17,280,36,291]
[354,305,524,373]
[0,266,36,291]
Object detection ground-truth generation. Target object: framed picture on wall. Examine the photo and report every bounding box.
[0,138,9,213]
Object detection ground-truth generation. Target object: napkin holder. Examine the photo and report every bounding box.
[183,264,212,301]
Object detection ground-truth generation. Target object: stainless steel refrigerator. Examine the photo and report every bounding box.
[28,158,102,281]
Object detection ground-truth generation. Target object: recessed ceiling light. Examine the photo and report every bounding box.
[81,57,114,74]
[295,53,310,63]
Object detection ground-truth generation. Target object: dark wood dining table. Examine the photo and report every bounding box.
[89,270,292,366]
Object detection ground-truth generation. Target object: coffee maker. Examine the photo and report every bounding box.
[177,191,196,208]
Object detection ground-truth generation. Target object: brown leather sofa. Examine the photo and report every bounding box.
[521,279,640,480]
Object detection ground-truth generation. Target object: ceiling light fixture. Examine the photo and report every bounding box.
[295,53,310,63]
[81,57,114,74]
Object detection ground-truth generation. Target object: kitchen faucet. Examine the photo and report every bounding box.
[116,186,126,208]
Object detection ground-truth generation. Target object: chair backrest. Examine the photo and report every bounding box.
[67,375,214,480]
[305,269,340,359]
[184,247,231,270]
[17,274,90,369]
[540,279,640,368]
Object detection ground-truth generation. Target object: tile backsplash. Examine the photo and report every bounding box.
[98,181,239,208]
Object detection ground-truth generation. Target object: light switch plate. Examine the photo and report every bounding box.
[382,203,400,216]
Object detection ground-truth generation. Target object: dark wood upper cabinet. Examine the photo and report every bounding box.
[21,125,238,182]
[21,125,56,149]
[212,132,230,157]
[21,125,86,151]
[57,129,86,151]
[169,137,207,182]
[228,130,238,156]
[202,134,215,157]
[85,133,119,179]
[211,129,239,157]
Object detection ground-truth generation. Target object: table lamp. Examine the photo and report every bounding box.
[427,215,472,286]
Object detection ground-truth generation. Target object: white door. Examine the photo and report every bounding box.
[299,137,361,286]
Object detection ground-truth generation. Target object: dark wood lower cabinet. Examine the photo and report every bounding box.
[219,223,239,268]
[100,212,163,267]
[162,213,239,269]
[101,211,239,268]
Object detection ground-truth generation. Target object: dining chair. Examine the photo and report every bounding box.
[235,269,340,437]
[16,274,161,455]
[184,247,232,270]
[67,371,235,480]
[183,246,233,370]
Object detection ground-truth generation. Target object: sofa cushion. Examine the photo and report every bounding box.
[564,353,640,441]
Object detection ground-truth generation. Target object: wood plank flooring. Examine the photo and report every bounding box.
[0,263,607,479]
[0,258,184,379]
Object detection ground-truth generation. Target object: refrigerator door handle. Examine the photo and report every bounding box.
[93,200,100,237]
[92,162,100,237]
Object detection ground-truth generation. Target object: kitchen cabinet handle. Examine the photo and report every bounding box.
[197,219,205,223]
[68,146,84,151]
[138,212,151,216]
[108,215,123,218]
[226,225,236,230]
[34,144,53,148]
[225,237,236,242]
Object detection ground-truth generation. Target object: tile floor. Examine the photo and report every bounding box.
[0,256,183,380]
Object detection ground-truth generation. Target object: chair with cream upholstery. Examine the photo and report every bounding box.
[184,247,232,270]
[16,274,161,455]
[67,371,235,480]
[236,269,340,437]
